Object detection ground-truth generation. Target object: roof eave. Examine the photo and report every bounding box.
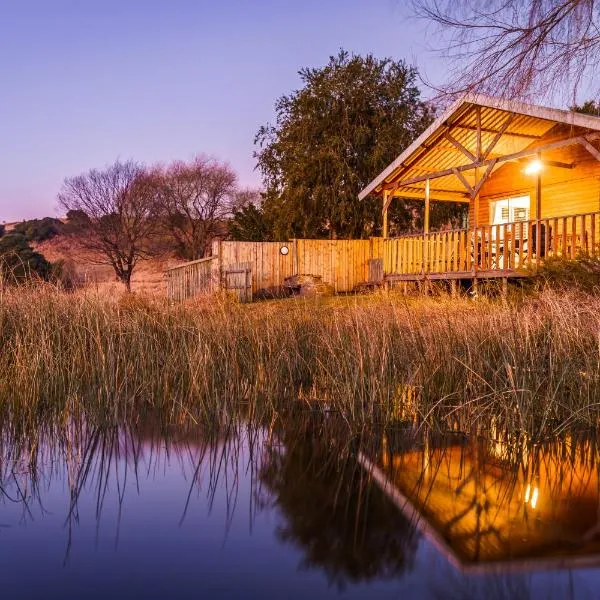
[358,94,600,201]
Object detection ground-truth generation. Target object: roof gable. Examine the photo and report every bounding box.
[359,95,600,201]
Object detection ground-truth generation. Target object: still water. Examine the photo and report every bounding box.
[1,416,600,599]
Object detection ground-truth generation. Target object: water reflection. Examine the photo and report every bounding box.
[364,426,600,569]
[258,415,419,589]
[0,412,598,598]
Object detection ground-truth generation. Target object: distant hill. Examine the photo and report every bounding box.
[1,215,187,295]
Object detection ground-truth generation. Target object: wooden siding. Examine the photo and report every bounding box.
[295,238,382,292]
[476,141,600,226]
[216,241,295,296]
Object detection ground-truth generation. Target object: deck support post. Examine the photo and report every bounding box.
[383,189,390,238]
[450,279,458,298]
[502,277,508,298]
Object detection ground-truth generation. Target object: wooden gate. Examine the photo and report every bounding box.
[223,262,252,302]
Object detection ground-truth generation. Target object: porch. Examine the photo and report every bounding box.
[383,210,600,282]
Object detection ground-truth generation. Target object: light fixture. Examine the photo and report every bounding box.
[280,245,289,256]
[524,159,543,175]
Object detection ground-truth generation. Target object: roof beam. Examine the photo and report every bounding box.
[452,168,474,195]
[388,132,600,190]
[444,131,477,162]
[483,114,515,159]
[472,159,497,199]
[452,122,541,140]
[581,138,600,162]
[384,187,470,205]
[476,107,482,160]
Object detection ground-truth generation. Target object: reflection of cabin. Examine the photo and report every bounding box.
[360,433,600,572]
[361,95,600,284]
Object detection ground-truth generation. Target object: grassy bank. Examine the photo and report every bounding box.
[1,284,599,436]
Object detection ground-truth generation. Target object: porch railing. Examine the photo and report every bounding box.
[384,210,600,276]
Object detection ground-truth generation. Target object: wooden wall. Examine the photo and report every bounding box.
[475,138,600,226]
[215,241,296,296]
[295,238,382,292]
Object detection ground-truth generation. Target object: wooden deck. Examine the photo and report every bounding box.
[383,210,600,282]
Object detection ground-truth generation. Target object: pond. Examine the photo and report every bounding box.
[1,415,599,599]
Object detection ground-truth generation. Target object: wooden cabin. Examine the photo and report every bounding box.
[360,95,600,284]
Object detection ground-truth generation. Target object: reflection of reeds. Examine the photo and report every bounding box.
[0,413,260,563]
[2,284,600,434]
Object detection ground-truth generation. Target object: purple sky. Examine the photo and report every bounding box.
[0,0,446,222]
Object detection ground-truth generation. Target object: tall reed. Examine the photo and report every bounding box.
[1,283,599,436]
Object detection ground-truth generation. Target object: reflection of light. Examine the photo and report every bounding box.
[524,159,543,175]
[531,487,539,509]
[524,483,539,509]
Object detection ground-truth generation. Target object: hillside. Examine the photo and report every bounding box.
[33,234,185,296]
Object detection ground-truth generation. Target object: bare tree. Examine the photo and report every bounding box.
[154,157,237,261]
[413,0,600,104]
[58,160,158,292]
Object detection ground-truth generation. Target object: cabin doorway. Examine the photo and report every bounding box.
[491,195,530,241]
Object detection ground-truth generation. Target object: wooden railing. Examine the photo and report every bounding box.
[384,210,600,277]
[166,256,218,301]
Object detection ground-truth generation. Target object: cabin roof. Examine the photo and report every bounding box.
[358,94,600,202]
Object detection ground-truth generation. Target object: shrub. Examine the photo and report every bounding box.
[13,217,64,243]
[533,255,600,291]
[0,232,52,282]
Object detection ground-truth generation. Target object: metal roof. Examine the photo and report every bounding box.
[358,94,600,201]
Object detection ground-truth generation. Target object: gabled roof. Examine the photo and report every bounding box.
[358,94,600,201]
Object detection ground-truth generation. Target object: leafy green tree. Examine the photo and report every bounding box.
[255,50,434,239]
[388,199,468,236]
[572,100,600,116]
[229,202,274,241]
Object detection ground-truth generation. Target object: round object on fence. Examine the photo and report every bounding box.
[280,245,289,255]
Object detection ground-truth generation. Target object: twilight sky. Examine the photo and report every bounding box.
[0,0,446,222]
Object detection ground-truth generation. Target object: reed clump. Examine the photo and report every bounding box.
[1,282,600,436]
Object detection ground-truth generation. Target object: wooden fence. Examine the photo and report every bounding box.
[166,238,384,301]
[166,213,600,301]
[166,256,218,302]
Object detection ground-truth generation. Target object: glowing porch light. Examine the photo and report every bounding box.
[524,159,543,175]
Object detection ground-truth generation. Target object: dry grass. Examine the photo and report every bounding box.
[33,235,185,295]
[1,283,599,436]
